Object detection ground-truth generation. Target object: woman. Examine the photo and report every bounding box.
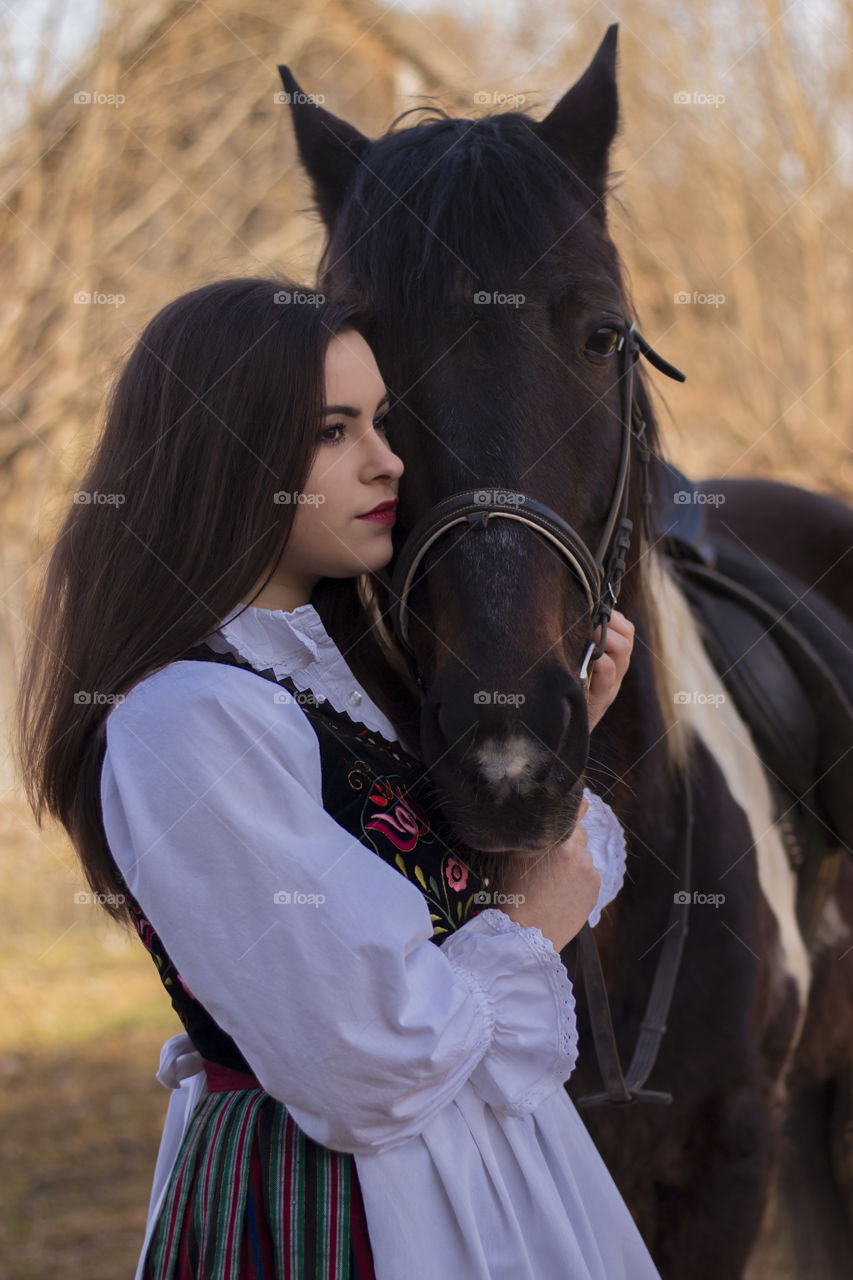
[15,276,656,1279]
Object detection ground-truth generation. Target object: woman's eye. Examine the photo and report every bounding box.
[585,327,620,358]
[319,412,393,445]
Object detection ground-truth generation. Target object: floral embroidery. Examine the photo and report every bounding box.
[365,779,430,852]
[346,759,374,792]
[329,719,495,938]
[445,857,469,892]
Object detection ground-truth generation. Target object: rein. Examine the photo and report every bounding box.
[574,768,693,1108]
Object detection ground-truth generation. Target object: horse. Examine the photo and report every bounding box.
[278,25,853,1278]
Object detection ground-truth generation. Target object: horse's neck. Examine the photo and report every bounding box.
[597,554,811,1015]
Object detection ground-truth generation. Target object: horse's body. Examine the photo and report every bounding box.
[280,27,853,1277]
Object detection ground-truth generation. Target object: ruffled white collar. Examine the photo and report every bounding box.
[204,600,406,748]
[209,601,339,679]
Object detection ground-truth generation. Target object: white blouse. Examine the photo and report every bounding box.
[99,601,661,1280]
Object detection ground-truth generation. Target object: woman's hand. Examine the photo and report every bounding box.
[586,609,635,732]
[498,793,600,952]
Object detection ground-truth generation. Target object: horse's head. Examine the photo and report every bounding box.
[281,26,671,856]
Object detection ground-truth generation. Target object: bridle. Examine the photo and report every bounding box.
[384,319,686,695]
[381,320,694,1110]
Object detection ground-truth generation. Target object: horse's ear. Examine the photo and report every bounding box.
[534,25,619,204]
[278,66,369,228]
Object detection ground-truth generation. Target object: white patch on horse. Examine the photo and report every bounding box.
[645,553,812,1053]
[473,734,549,797]
[812,891,852,954]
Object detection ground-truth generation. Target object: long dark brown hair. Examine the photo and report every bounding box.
[14,276,422,924]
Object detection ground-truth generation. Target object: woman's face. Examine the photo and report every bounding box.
[274,328,405,601]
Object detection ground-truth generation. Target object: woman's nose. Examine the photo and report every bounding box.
[373,439,404,478]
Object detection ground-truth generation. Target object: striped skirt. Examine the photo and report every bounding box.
[142,1070,376,1280]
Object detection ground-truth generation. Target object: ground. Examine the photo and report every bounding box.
[0,794,178,1278]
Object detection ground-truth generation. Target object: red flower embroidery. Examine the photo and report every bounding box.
[366,782,429,852]
[445,858,469,892]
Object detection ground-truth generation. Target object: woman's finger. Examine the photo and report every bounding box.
[589,652,616,682]
[604,609,635,643]
[585,612,635,729]
[590,612,635,664]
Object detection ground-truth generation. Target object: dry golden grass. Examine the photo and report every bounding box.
[0,792,178,1277]
[0,1031,172,1278]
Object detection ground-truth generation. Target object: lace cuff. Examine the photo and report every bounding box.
[582,787,628,928]
[439,908,578,1117]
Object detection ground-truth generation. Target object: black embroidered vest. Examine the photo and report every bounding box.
[113,643,496,1072]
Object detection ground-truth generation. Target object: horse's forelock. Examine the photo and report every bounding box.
[325,112,614,323]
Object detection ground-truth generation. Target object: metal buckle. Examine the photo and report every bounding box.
[576,1088,674,1109]
[579,639,596,692]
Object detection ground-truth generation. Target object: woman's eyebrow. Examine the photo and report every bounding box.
[322,391,390,417]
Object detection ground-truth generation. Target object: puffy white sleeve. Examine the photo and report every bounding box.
[100,661,579,1156]
[583,789,628,928]
[439,911,578,1115]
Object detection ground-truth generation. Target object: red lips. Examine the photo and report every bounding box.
[356,498,398,526]
[360,499,398,517]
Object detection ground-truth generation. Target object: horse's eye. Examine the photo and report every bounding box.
[585,327,620,358]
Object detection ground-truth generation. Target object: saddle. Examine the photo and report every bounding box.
[652,461,853,943]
